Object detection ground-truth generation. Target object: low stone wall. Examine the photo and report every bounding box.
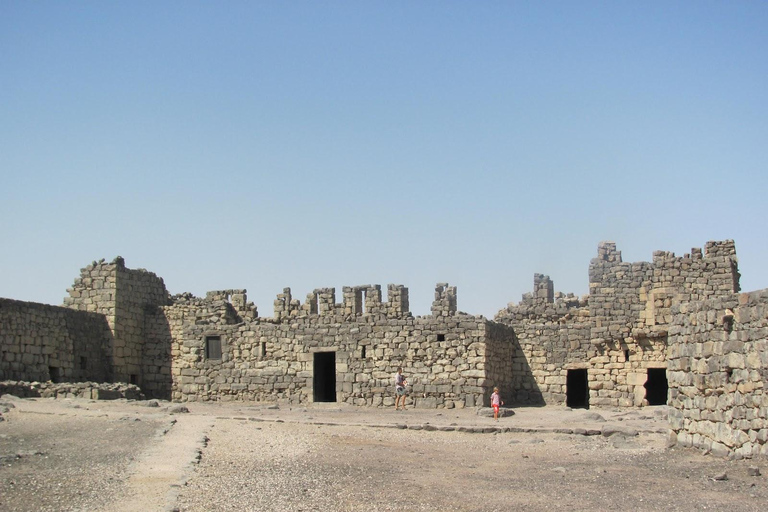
[0,298,110,382]
[0,380,144,400]
[668,289,768,458]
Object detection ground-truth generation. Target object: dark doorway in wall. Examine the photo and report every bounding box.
[566,369,589,409]
[313,352,336,402]
[645,368,669,405]
[49,366,60,383]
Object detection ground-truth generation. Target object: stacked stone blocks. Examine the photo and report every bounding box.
[667,289,768,458]
[495,240,742,408]
[170,283,515,408]
[0,298,110,383]
[64,256,170,393]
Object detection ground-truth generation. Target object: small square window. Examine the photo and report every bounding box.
[437,334,445,342]
[205,336,222,360]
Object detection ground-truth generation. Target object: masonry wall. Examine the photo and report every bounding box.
[484,321,518,405]
[496,240,741,408]
[142,306,174,399]
[114,263,169,386]
[586,240,740,407]
[667,289,768,459]
[64,257,170,389]
[167,284,516,407]
[0,298,110,382]
[495,275,590,405]
[589,240,740,346]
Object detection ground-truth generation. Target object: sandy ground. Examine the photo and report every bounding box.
[0,396,766,512]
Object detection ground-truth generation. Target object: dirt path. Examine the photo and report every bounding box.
[102,413,214,512]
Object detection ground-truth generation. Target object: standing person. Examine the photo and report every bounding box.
[491,387,503,421]
[394,367,407,410]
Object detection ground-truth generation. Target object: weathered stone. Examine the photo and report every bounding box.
[601,425,639,438]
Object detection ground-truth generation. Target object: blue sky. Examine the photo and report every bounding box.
[2,2,766,317]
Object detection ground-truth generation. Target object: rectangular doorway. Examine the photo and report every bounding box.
[566,369,589,409]
[313,352,336,402]
[644,368,668,405]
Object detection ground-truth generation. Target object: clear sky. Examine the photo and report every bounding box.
[2,2,767,318]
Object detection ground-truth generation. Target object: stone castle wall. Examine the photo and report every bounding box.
[64,257,169,389]
[589,240,739,346]
[483,320,518,405]
[495,240,741,408]
[667,289,768,458]
[165,284,516,407]
[0,298,110,382]
[495,274,591,404]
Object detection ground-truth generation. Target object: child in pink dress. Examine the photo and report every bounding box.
[491,387,503,421]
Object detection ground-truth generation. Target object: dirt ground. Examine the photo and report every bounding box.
[0,395,766,512]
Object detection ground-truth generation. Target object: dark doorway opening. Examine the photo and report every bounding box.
[49,366,60,383]
[645,368,668,405]
[313,352,336,402]
[566,369,589,409]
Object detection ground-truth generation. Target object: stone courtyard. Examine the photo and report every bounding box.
[0,395,766,512]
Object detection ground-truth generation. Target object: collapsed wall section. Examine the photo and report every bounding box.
[668,289,768,459]
[0,298,110,382]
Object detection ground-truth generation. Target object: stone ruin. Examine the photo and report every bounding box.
[1,240,766,458]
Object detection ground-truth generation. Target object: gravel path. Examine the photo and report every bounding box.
[1,397,766,511]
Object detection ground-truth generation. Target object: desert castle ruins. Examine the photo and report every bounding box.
[1,239,767,458]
